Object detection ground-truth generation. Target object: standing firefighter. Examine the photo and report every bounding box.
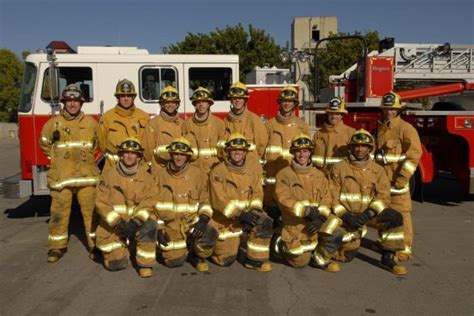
[143,86,183,179]
[205,134,273,272]
[221,82,268,172]
[330,129,407,275]
[264,86,309,226]
[95,138,158,278]
[154,137,216,271]
[182,87,225,174]
[98,79,149,171]
[375,92,422,261]
[274,134,342,271]
[40,84,99,263]
[312,97,354,174]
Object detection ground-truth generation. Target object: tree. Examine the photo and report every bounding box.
[0,49,24,122]
[304,31,380,100]
[168,24,283,80]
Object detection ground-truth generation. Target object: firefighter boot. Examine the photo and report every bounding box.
[380,251,407,275]
[47,248,67,263]
[190,252,209,272]
[138,268,153,278]
[244,258,272,272]
[323,262,340,273]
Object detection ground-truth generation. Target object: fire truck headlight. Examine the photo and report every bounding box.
[464,119,472,129]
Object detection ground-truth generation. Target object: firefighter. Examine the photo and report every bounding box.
[95,138,158,278]
[143,86,183,179]
[264,86,309,227]
[154,137,216,272]
[220,82,268,173]
[204,133,273,272]
[312,97,355,174]
[274,134,342,271]
[330,129,407,275]
[375,92,422,261]
[98,79,149,171]
[40,84,100,263]
[182,87,225,174]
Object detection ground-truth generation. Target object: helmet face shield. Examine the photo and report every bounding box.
[194,91,210,99]
[61,84,84,102]
[167,141,193,156]
[161,91,179,101]
[226,137,250,150]
[118,139,144,155]
[280,89,297,100]
[349,129,374,150]
[290,134,314,153]
[229,87,247,98]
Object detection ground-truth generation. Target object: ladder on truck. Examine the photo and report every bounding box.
[379,43,474,82]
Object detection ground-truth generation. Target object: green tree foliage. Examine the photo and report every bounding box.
[0,49,24,122]
[305,31,380,99]
[168,24,283,80]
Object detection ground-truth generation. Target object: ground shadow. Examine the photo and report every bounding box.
[4,195,51,218]
[420,174,474,206]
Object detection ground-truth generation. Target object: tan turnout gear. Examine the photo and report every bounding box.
[206,156,273,268]
[98,88,149,170]
[142,109,183,178]
[330,156,405,262]
[182,110,225,174]
[95,158,158,271]
[274,159,342,268]
[40,106,99,255]
[263,112,309,208]
[376,97,422,260]
[154,154,214,268]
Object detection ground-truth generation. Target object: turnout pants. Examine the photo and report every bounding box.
[391,192,413,259]
[48,186,97,250]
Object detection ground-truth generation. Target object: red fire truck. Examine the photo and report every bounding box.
[313,38,474,196]
[16,41,293,196]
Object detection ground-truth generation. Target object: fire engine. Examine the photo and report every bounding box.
[313,37,474,196]
[17,41,294,196]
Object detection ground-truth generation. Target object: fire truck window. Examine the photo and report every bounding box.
[140,68,177,102]
[19,62,37,113]
[41,67,93,103]
[188,67,232,100]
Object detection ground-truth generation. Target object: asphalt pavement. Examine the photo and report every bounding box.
[1,140,473,315]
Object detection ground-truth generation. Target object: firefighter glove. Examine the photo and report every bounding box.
[306,214,327,235]
[115,219,127,238]
[121,219,140,239]
[191,215,210,239]
[157,229,170,247]
[376,208,403,230]
[239,211,259,231]
[355,209,375,227]
[341,212,362,230]
[394,175,409,190]
[304,206,320,222]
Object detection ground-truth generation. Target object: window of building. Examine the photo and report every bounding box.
[188,67,232,100]
[41,67,93,102]
[140,67,177,101]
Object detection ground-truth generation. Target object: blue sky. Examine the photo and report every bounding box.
[0,0,473,56]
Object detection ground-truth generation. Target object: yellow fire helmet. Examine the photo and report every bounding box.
[191,87,214,106]
[159,85,180,104]
[167,137,193,156]
[278,86,299,103]
[228,82,249,99]
[349,129,374,149]
[325,97,348,114]
[61,84,85,103]
[290,133,315,154]
[225,133,251,151]
[114,79,137,97]
[380,91,404,109]
[117,137,144,155]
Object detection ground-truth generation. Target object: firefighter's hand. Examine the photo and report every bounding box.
[341,212,362,230]
[394,175,409,189]
[238,211,259,231]
[306,214,326,235]
[376,208,403,230]
[304,206,320,222]
[52,130,60,143]
[157,229,170,247]
[115,219,127,237]
[191,215,210,239]
[121,219,140,239]
[355,209,375,227]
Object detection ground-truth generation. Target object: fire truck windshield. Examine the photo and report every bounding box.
[19,62,37,113]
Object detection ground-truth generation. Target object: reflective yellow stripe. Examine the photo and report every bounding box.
[157,240,187,251]
[333,204,346,217]
[155,202,199,213]
[285,242,318,256]
[154,145,169,156]
[106,211,121,227]
[198,147,218,157]
[49,177,98,190]
[48,234,68,241]
[247,241,270,253]
[318,205,331,218]
[40,136,51,145]
[105,152,120,162]
[281,149,292,159]
[325,157,344,164]
[216,140,227,148]
[342,226,367,243]
[339,193,372,205]
[88,232,96,239]
[223,200,249,218]
[313,252,329,267]
[55,141,94,149]
[97,241,126,253]
[312,155,325,166]
[134,209,150,222]
[249,199,263,210]
[320,216,342,235]
[248,143,256,151]
[369,199,386,214]
[273,236,282,255]
[390,184,410,195]
[264,176,276,185]
[199,204,213,217]
[374,153,407,164]
[294,200,310,217]
[265,145,282,155]
[379,231,404,242]
[156,219,165,225]
[399,245,412,255]
[113,205,130,215]
[218,230,243,240]
[136,248,156,259]
[402,161,417,175]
